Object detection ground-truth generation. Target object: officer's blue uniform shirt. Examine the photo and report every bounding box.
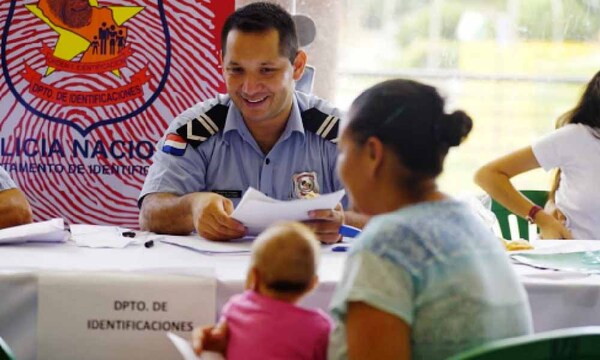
[0,167,16,191]
[140,91,344,207]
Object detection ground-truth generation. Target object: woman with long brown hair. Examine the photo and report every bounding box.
[476,70,600,239]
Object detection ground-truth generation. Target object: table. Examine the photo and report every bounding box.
[2,239,600,360]
[0,239,345,360]
[511,240,600,332]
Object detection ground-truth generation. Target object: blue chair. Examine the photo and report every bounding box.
[448,327,600,360]
[491,190,548,240]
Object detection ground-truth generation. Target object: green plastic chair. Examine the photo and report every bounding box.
[491,190,548,241]
[0,337,16,360]
[448,327,600,360]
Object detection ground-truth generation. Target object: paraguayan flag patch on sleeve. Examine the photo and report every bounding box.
[162,133,187,156]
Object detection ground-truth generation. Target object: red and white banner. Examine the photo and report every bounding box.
[0,0,234,227]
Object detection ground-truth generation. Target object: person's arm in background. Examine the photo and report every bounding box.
[139,192,246,241]
[0,188,33,229]
[346,302,410,360]
[474,146,572,239]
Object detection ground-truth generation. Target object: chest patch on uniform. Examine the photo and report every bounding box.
[293,171,320,199]
[162,133,187,156]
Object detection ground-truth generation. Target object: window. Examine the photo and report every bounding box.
[291,0,599,194]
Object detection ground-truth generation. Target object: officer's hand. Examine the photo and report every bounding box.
[305,203,344,244]
[191,321,228,356]
[191,193,246,241]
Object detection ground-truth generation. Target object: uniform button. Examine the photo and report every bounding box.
[265,158,271,165]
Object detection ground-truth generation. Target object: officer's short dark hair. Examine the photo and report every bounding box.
[221,2,299,63]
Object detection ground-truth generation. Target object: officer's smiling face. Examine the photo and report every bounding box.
[222,28,306,126]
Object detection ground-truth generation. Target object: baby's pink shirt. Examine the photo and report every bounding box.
[222,290,332,360]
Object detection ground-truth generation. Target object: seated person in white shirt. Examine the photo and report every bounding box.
[0,167,33,229]
[475,70,600,240]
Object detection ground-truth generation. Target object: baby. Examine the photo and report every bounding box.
[193,221,332,360]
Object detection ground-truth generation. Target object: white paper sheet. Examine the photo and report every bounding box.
[231,187,346,235]
[70,224,163,248]
[167,332,224,360]
[160,234,253,255]
[0,218,65,244]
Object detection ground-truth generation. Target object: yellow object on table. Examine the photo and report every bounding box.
[500,238,535,251]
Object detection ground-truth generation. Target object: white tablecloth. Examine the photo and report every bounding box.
[0,240,345,360]
[1,239,600,359]
[510,240,600,333]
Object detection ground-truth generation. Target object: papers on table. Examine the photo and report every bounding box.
[515,240,600,255]
[0,220,163,248]
[160,234,253,255]
[511,240,600,273]
[512,251,600,274]
[231,187,346,235]
[0,218,66,244]
[70,224,162,248]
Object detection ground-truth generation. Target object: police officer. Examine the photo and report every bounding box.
[139,2,367,243]
[0,167,33,229]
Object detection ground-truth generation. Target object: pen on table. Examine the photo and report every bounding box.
[339,224,361,238]
[122,231,154,248]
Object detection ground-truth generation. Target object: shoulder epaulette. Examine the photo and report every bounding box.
[301,108,339,143]
[176,104,229,148]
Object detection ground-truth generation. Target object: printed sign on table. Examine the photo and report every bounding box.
[37,270,216,360]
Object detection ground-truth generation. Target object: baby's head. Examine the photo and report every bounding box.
[246,221,320,302]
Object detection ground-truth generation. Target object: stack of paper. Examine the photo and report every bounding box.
[231,187,346,235]
[511,240,600,273]
[512,251,600,273]
[0,218,66,244]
